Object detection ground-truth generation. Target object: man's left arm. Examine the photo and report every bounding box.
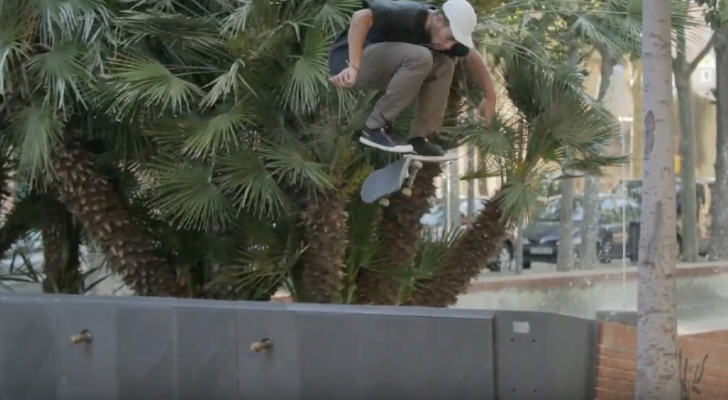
[465,48,496,125]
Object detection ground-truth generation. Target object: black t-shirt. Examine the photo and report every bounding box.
[328,0,470,75]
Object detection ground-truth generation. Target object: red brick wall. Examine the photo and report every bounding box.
[597,322,728,400]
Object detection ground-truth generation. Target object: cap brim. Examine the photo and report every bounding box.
[452,29,475,48]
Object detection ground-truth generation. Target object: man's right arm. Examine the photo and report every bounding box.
[347,9,373,71]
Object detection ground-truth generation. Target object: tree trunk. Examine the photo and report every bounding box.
[0,198,33,258]
[52,137,184,297]
[674,73,699,262]
[403,195,505,307]
[674,18,700,262]
[708,29,728,261]
[580,45,616,268]
[579,176,599,268]
[42,201,82,294]
[631,61,644,179]
[636,0,680,398]
[354,163,441,305]
[300,190,348,303]
[556,177,575,271]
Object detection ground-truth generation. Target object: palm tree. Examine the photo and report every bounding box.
[350,0,682,305]
[408,47,627,306]
[0,0,232,296]
[0,0,693,305]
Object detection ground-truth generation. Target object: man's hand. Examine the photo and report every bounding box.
[329,66,358,88]
[478,98,495,126]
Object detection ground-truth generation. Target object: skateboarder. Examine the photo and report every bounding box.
[329,0,496,161]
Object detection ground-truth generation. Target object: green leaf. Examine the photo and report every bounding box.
[26,41,93,109]
[280,27,330,113]
[8,103,63,184]
[148,161,234,230]
[105,56,204,116]
[181,107,254,159]
[215,149,293,218]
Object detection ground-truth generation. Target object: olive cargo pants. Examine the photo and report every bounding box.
[354,42,456,138]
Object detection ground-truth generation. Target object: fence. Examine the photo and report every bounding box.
[0,293,599,400]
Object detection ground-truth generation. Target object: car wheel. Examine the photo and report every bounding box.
[598,239,613,264]
[487,241,513,272]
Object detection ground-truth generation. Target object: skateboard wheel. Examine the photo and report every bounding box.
[401,187,412,196]
[379,198,390,207]
[412,161,423,169]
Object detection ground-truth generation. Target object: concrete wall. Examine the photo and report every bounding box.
[458,263,728,329]
[0,293,598,400]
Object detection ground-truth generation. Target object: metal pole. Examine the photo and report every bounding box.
[614,64,630,311]
[466,144,476,225]
[448,149,462,229]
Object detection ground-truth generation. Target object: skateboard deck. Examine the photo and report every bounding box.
[361,155,454,206]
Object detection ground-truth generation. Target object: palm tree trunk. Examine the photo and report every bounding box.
[355,163,441,305]
[300,190,348,303]
[0,199,31,258]
[674,15,701,262]
[580,45,615,268]
[636,0,680,397]
[52,137,184,297]
[556,177,575,271]
[404,195,504,307]
[630,61,644,179]
[708,29,728,261]
[42,202,82,294]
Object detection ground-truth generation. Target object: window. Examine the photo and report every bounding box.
[600,198,638,224]
[701,69,712,82]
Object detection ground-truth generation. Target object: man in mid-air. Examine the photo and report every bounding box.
[329,0,496,161]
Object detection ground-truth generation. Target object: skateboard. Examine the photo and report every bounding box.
[360,155,452,206]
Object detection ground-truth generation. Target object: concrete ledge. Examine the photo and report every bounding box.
[468,262,728,292]
[456,262,728,328]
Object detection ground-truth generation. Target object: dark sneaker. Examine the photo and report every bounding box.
[408,137,456,161]
[429,132,459,150]
[359,126,413,153]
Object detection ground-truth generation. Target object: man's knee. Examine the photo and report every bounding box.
[431,54,455,78]
[398,44,434,71]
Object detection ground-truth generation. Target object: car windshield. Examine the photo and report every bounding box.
[536,199,584,222]
[536,197,639,222]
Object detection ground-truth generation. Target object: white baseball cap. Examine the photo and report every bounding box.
[442,0,477,48]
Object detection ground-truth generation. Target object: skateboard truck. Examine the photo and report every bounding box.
[377,160,423,206]
[401,160,424,197]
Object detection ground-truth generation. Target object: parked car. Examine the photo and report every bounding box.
[522,194,642,267]
[421,197,515,272]
[611,177,714,256]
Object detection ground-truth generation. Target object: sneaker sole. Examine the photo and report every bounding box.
[408,153,458,162]
[359,137,413,153]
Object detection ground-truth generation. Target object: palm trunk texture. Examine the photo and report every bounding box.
[52,138,184,297]
[301,190,348,303]
[355,163,441,305]
[0,200,31,258]
[404,196,505,307]
[42,204,82,294]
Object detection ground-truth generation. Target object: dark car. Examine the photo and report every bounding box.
[522,194,641,268]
